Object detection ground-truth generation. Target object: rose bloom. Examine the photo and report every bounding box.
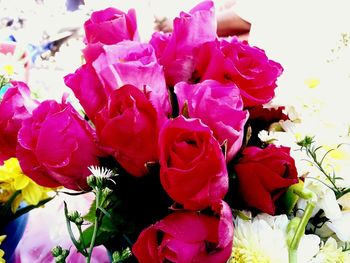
[175,80,249,162]
[64,63,106,122]
[234,144,298,215]
[195,38,283,107]
[84,7,139,45]
[93,40,170,118]
[95,85,159,177]
[16,99,100,190]
[0,81,38,163]
[150,1,217,85]
[159,116,228,210]
[133,201,233,263]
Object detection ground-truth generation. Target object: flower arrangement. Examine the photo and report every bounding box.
[1,1,350,263]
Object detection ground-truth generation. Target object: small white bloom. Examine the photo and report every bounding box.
[338,193,350,210]
[308,237,350,263]
[326,211,350,242]
[88,166,114,179]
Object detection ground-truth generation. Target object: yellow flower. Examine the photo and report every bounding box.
[304,78,320,89]
[0,158,53,213]
[0,235,6,263]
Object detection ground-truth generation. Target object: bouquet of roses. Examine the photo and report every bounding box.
[2,1,350,263]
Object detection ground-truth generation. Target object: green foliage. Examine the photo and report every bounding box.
[297,136,350,198]
[112,247,132,263]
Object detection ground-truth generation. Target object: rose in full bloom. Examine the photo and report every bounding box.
[84,7,139,45]
[175,80,249,162]
[195,38,283,107]
[233,144,298,214]
[133,201,233,263]
[95,85,159,177]
[150,1,217,85]
[93,41,170,118]
[16,99,100,190]
[64,64,107,122]
[159,116,228,210]
[0,81,38,162]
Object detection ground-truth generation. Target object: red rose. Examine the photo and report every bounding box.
[0,81,38,162]
[195,38,283,107]
[234,144,298,214]
[17,99,100,190]
[133,201,233,263]
[159,116,228,210]
[95,85,160,177]
[84,7,139,45]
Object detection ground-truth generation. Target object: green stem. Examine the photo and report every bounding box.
[289,201,316,263]
[306,148,341,194]
[289,249,297,263]
[87,189,100,263]
[77,225,88,256]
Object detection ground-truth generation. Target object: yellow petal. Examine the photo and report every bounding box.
[13,175,30,190]
[305,78,320,89]
[21,182,46,205]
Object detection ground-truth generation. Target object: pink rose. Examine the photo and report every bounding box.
[196,38,283,107]
[175,80,249,162]
[93,41,170,118]
[17,99,100,190]
[151,1,217,85]
[234,144,298,214]
[159,116,228,210]
[64,64,107,122]
[95,85,159,177]
[0,81,38,162]
[133,201,233,263]
[84,7,139,45]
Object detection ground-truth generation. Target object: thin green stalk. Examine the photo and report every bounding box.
[77,225,88,256]
[87,189,100,263]
[289,201,315,263]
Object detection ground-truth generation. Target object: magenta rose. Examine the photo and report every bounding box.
[16,99,100,190]
[84,7,139,45]
[175,80,249,162]
[234,144,298,214]
[159,116,228,210]
[95,85,160,177]
[133,201,233,263]
[64,63,107,122]
[0,81,38,162]
[93,40,170,118]
[151,1,217,85]
[196,38,283,107]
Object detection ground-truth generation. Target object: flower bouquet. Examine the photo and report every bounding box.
[2,1,350,263]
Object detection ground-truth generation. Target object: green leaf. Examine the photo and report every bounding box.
[83,197,97,223]
[79,226,111,248]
